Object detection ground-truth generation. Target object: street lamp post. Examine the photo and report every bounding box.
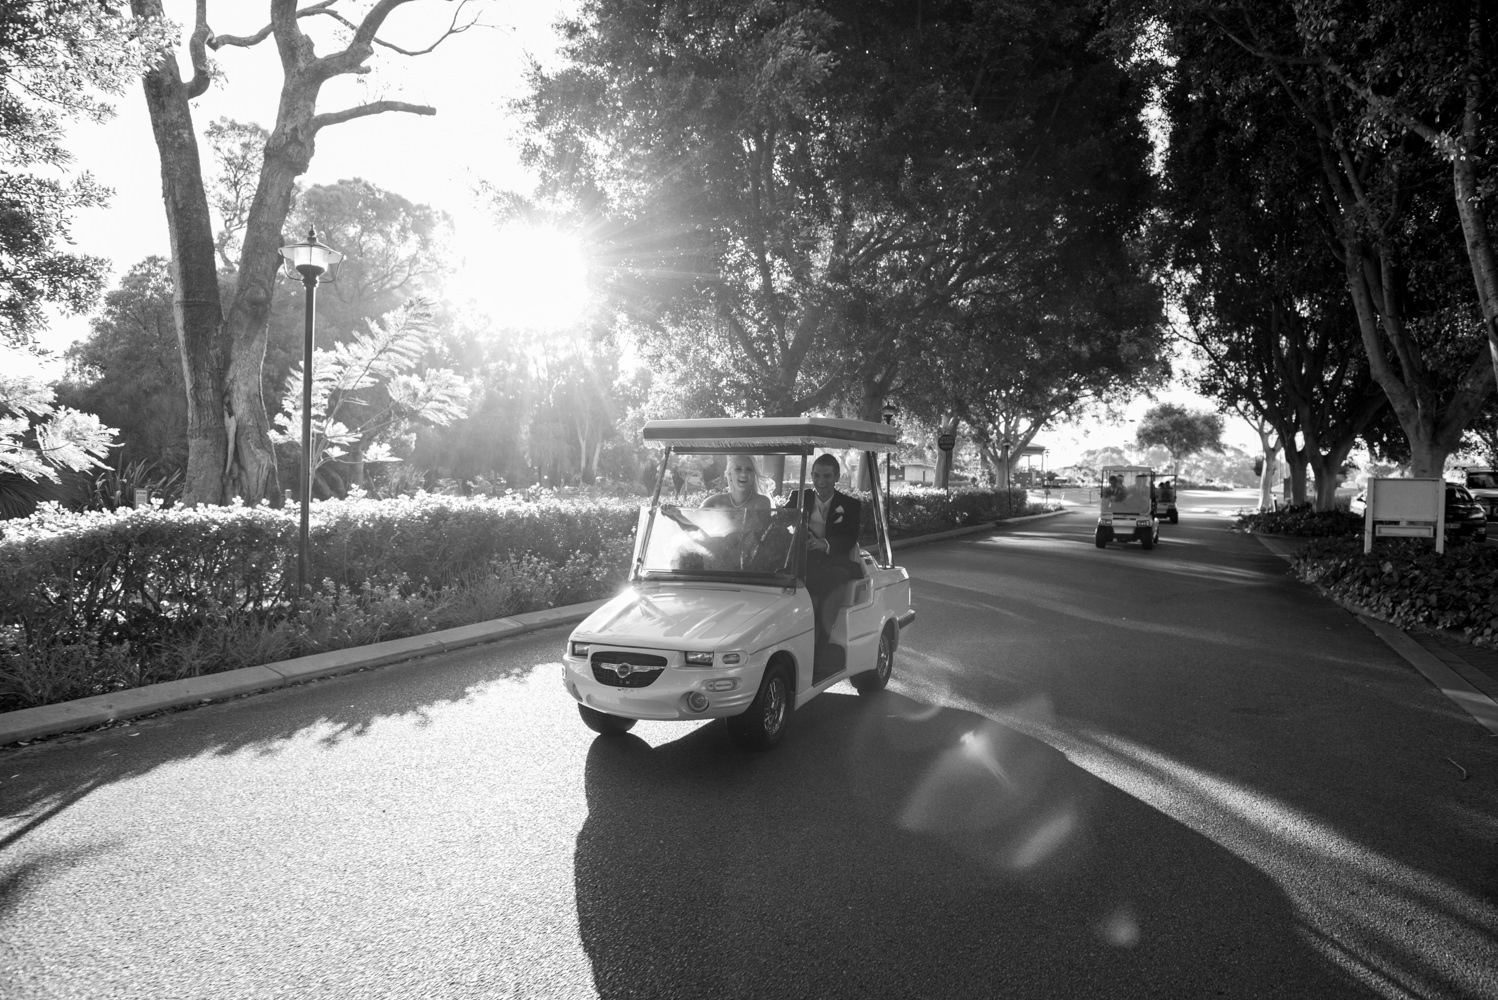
[1000,438,1012,516]
[881,404,897,502]
[277,229,343,596]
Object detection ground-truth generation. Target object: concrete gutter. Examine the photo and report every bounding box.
[1,510,1067,746]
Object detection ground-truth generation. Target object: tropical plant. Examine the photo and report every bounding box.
[1,345,117,516]
[270,300,471,495]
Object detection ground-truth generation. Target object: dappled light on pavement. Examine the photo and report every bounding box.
[1055,731,1498,999]
[890,705,1083,878]
[890,654,1498,1000]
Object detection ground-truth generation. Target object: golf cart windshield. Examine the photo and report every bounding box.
[1101,467,1154,516]
[637,505,801,583]
[633,417,901,584]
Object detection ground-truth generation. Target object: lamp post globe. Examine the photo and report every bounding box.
[277,229,343,596]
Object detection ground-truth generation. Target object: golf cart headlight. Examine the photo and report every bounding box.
[684,651,714,666]
[1099,516,1112,526]
[569,641,590,658]
[1137,518,1150,526]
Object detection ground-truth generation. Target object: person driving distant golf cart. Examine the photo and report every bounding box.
[1096,465,1160,550]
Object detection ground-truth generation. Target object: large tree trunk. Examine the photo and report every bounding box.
[1254,424,1279,512]
[1306,440,1353,511]
[1286,454,1309,506]
[1453,14,1498,393]
[1318,127,1492,480]
[935,413,959,489]
[134,0,447,505]
[1453,148,1498,394]
[223,142,303,504]
[133,2,227,505]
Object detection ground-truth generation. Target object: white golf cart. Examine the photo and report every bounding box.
[1095,465,1161,549]
[561,417,916,750]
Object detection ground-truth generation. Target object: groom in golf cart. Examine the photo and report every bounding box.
[783,454,862,648]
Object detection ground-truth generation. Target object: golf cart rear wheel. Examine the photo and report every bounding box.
[852,625,895,695]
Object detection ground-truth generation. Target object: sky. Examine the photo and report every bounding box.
[45,0,580,350]
[40,0,1255,466]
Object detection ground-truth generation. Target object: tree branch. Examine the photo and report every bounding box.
[184,0,213,98]
[312,100,436,132]
[208,1,337,49]
[311,0,486,56]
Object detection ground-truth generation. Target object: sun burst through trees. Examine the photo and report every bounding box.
[448,222,590,333]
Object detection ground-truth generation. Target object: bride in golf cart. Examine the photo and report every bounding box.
[561,417,916,750]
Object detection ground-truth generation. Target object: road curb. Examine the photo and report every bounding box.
[1357,616,1498,737]
[0,601,608,746]
[1251,532,1498,733]
[0,511,1070,747]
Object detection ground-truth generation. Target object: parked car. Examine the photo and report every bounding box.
[1349,484,1488,544]
[561,416,916,750]
[1446,483,1489,544]
[1461,467,1498,522]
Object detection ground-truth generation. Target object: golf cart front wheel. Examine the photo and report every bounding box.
[578,704,637,736]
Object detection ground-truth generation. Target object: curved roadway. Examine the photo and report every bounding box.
[3,504,1496,999]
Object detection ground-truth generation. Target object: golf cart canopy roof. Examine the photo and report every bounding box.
[641,417,898,454]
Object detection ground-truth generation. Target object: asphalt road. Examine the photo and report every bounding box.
[3,507,1496,1000]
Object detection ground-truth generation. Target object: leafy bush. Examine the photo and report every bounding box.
[1235,504,1362,538]
[1237,507,1498,646]
[0,493,641,712]
[1288,537,1498,643]
[885,485,1032,536]
[0,483,1029,713]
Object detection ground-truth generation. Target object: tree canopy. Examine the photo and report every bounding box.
[127,0,483,506]
[518,0,1165,432]
[1120,0,1497,488]
[1136,403,1223,472]
[0,1,170,344]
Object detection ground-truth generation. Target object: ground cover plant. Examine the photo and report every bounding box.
[0,484,1039,712]
[1237,505,1498,647]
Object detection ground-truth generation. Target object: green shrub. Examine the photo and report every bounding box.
[883,485,1032,537]
[1236,504,1362,537]
[1290,537,1498,643]
[0,494,641,712]
[0,484,1030,714]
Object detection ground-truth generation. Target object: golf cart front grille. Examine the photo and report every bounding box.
[591,651,667,688]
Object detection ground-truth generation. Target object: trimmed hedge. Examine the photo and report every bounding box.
[1,485,1035,712]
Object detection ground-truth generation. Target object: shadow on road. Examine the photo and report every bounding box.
[0,639,550,903]
[574,690,1370,999]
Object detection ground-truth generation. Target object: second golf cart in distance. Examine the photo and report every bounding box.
[561,417,916,750]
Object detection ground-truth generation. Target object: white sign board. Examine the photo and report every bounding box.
[1364,477,1444,554]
